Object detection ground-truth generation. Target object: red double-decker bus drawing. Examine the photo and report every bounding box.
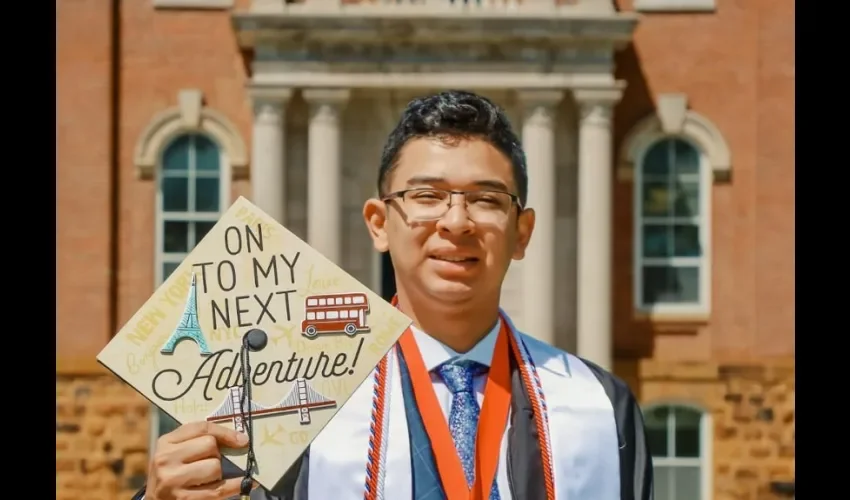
[301,292,371,338]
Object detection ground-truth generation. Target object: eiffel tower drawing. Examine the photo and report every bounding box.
[160,274,212,356]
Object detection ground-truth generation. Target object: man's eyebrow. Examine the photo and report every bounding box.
[405,175,445,186]
[473,180,511,192]
[404,176,511,192]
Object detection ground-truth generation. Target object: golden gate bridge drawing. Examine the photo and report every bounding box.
[206,379,337,432]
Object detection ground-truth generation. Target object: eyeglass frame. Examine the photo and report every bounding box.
[380,187,525,222]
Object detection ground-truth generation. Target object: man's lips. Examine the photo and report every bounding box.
[428,255,480,263]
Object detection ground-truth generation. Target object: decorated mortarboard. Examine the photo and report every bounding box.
[97,196,412,497]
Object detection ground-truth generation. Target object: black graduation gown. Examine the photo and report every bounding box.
[132,357,653,500]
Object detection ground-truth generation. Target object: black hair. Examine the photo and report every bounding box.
[377,90,528,206]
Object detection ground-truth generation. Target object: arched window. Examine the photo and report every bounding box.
[156,133,225,283]
[644,404,712,500]
[619,96,730,318]
[634,137,710,313]
[154,132,228,436]
[134,90,245,445]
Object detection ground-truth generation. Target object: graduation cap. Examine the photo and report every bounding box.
[97,196,412,496]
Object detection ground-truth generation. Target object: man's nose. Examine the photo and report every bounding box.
[436,199,475,235]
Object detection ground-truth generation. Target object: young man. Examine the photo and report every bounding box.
[137,90,653,500]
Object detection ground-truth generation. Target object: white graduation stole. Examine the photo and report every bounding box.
[307,313,621,500]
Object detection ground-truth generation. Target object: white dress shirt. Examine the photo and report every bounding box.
[410,320,501,419]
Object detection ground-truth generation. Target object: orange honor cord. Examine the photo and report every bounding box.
[473,329,512,500]
[397,321,513,500]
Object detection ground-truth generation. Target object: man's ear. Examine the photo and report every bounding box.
[363,198,389,252]
[512,208,535,260]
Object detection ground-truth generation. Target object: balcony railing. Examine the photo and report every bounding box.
[332,0,581,5]
[251,0,611,15]
[284,1,573,4]
[238,0,631,43]
[262,0,588,10]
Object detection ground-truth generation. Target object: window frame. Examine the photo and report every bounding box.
[153,133,231,286]
[633,0,716,13]
[152,0,234,10]
[154,131,231,289]
[149,131,231,449]
[643,402,713,500]
[633,135,712,317]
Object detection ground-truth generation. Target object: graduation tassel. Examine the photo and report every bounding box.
[238,329,268,500]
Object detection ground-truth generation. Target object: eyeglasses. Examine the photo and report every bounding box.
[381,188,522,223]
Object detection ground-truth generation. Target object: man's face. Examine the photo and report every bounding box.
[363,137,535,305]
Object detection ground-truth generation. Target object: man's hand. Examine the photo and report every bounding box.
[146,421,249,500]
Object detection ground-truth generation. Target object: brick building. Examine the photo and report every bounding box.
[56,1,795,499]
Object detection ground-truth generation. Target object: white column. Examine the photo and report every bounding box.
[303,89,350,264]
[517,90,563,346]
[249,89,292,224]
[573,88,621,371]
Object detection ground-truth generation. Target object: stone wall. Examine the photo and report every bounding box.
[56,375,151,500]
[634,359,795,500]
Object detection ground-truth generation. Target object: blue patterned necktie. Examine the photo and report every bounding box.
[436,359,502,500]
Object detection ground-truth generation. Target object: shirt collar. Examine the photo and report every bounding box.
[410,319,501,372]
